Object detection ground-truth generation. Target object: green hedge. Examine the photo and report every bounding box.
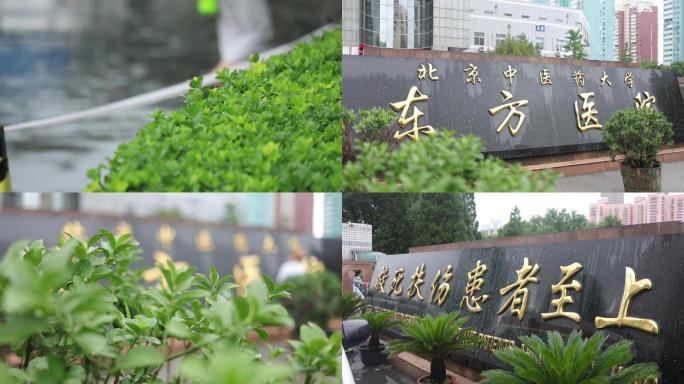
[87,29,342,191]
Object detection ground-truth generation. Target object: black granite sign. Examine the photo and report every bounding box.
[343,55,684,159]
[368,234,684,382]
[0,127,9,188]
[0,212,341,282]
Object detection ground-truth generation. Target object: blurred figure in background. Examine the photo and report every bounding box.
[276,247,308,283]
[351,270,365,300]
[198,0,273,68]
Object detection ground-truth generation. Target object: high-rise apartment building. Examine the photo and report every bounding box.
[663,0,684,64]
[342,222,372,261]
[589,194,684,225]
[615,0,658,63]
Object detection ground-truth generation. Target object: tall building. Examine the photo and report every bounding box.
[600,193,624,204]
[576,0,617,60]
[342,0,472,54]
[323,194,342,238]
[615,0,658,63]
[342,222,372,261]
[589,193,684,225]
[663,0,684,64]
[466,0,589,58]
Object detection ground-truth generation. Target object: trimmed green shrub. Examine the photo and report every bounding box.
[87,29,342,192]
[282,271,342,332]
[343,131,558,192]
[481,330,660,384]
[602,108,674,169]
[0,230,340,383]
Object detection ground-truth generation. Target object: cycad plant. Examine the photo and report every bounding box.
[386,312,481,384]
[481,330,660,384]
[362,311,400,348]
[341,292,368,320]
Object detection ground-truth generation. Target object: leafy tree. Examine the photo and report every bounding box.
[343,131,558,192]
[565,29,587,60]
[342,193,418,254]
[599,214,622,227]
[494,34,539,56]
[498,206,526,237]
[620,43,633,63]
[481,330,660,384]
[464,193,481,240]
[342,193,480,254]
[670,61,684,76]
[499,208,591,237]
[410,194,479,248]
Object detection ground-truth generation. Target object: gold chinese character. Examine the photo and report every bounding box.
[498,257,540,320]
[233,232,250,254]
[390,86,435,142]
[115,221,132,236]
[503,65,517,87]
[539,69,552,86]
[143,251,189,284]
[262,234,278,255]
[304,255,325,273]
[417,63,439,80]
[233,255,261,294]
[572,70,585,87]
[460,260,489,313]
[595,267,659,334]
[430,265,453,306]
[156,224,176,249]
[195,229,214,253]
[489,90,529,136]
[624,72,634,88]
[388,267,405,296]
[464,63,481,84]
[600,71,612,87]
[407,263,426,300]
[62,220,86,240]
[634,92,656,110]
[375,265,389,293]
[541,262,582,322]
[575,92,602,131]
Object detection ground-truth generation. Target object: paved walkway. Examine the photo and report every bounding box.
[555,160,684,192]
[347,349,414,384]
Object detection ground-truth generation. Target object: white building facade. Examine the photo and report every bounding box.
[465,0,590,58]
[342,222,372,261]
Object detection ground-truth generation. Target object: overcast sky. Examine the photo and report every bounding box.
[474,193,655,231]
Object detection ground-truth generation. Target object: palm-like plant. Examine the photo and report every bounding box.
[386,312,481,384]
[481,330,660,384]
[362,310,400,348]
[341,292,368,320]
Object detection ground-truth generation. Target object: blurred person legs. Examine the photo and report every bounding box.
[216,0,273,69]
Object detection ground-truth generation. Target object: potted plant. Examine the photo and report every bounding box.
[386,312,481,384]
[481,330,660,383]
[602,108,674,192]
[359,311,399,366]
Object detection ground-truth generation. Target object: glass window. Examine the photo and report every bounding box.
[474,32,485,46]
[360,0,433,49]
[555,39,568,52]
[496,34,506,47]
[535,37,545,51]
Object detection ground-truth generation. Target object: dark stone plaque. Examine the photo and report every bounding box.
[343,54,684,159]
[368,233,684,382]
[0,211,341,279]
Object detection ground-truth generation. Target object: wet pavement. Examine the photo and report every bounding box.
[0,0,340,191]
[555,160,684,192]
[347,348,415,384]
